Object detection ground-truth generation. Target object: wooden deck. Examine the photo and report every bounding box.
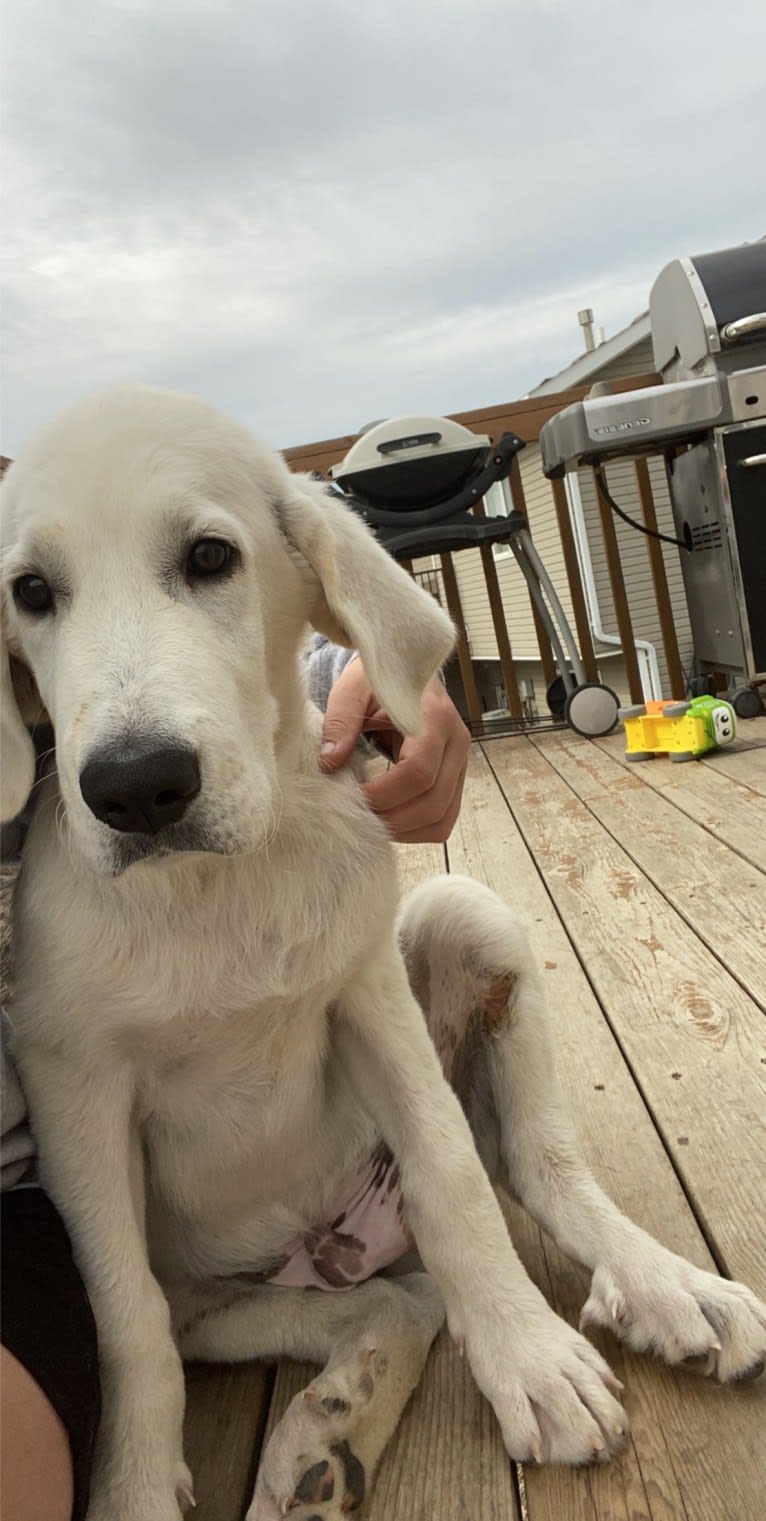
[185,719,766,1521]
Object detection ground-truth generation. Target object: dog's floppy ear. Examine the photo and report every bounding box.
[1,620,37,822]
[276,471,455,735]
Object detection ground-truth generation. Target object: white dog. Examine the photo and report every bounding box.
[1,388,763,1521]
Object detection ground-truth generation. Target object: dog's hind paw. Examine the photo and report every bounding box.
[581,1255,766,1383]
[247,1350,378,1519]
[248,1439,366,1520]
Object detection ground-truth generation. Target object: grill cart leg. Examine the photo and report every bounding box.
[512,531,619,736]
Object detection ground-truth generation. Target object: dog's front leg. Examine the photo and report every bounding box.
[14,1047,192,1520]
[336,940,628,1466]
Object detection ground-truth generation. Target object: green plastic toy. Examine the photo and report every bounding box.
[619,695,737,763]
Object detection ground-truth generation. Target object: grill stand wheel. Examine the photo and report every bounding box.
[731,685,765,719]
[564,682,621,738]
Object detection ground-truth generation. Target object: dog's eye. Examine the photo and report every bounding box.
[13,574,54,614]
[186,538,235,580]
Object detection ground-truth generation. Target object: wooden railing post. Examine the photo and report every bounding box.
[439,552,484,729]
[478,544,524,718]
[549,477,598,684]
[507,459,557,689]
[591,467,644,704]
[470,497,523,718]
[634,459,686,698]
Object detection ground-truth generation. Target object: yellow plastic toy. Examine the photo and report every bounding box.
[619,696,736,763]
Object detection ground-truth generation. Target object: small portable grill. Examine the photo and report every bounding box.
[540,242,766,708]
[330,415,621,737]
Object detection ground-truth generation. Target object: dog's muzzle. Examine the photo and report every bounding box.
[80,740,201,835]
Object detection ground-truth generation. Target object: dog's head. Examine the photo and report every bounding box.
[0,387,454,873]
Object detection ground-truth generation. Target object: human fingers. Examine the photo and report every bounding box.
[363,714,469,840]
[386,754,468,844]
[362,675,468,807]
[319,658,375,770]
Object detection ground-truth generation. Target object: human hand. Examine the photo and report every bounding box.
[319,658,470,843]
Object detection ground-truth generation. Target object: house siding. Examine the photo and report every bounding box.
[591,334,655,381]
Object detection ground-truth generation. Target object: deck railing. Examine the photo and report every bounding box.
[290,380,688,734]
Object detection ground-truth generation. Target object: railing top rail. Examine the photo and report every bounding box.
[282,373,660,476]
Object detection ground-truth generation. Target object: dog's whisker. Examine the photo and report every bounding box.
[31,790,60,826]
[24,763,57,799]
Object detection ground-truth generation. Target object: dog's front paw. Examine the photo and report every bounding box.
[87,1460,195,1521]
[581,1254,766,1383]
[468,1306,628,1466]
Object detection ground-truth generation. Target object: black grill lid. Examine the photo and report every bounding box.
[331,415,491,511]
[690,243,766,331]
[651,241,766,378]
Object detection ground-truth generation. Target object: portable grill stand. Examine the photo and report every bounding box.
[331,420,621,738]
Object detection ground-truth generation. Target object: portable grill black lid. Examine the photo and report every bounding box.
[330,415,492,510]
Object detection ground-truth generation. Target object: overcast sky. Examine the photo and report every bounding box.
[2,0,764,456]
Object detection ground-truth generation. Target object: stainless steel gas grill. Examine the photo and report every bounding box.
[540,242,766,708]
[330,416,622,737]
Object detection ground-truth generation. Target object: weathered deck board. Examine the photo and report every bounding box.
[183,1362,273,1521]
[366,1327,520,1521]
[449,745,766,1521]
[483,736,766,1289]
[595,728,766,874]
[529,729,766,1004]
[395,837,446,895]
[700,715,766,795]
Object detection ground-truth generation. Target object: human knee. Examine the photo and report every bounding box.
[0,1346,74,1521]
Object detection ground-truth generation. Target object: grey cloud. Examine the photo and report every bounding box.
[2,0,763,453]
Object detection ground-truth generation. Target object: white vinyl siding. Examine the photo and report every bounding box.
[592,334,655,381]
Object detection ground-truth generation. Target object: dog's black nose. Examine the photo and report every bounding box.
[80,743,201,834]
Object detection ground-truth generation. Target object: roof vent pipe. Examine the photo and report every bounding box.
[578,308,597,352]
